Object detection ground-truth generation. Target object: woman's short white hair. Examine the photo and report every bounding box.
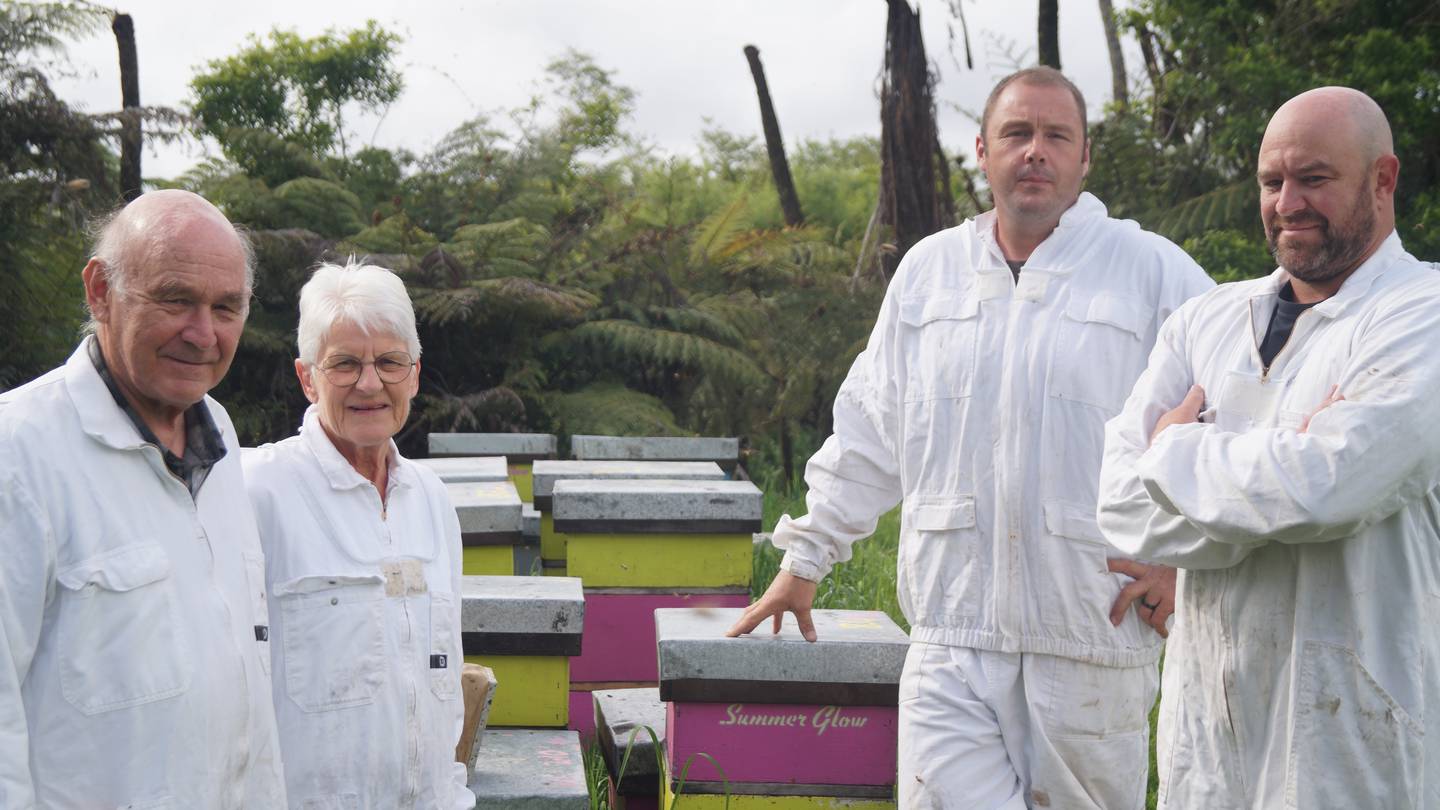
[297,260,421,365]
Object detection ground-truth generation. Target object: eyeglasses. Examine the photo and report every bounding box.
[318,352,416,387]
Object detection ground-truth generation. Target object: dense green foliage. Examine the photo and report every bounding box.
[3,3,1438,481]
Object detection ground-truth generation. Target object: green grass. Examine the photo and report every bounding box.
[752,485,906,630]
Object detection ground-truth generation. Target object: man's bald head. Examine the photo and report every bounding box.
[1257,87,1399,293]
[90,189,254,301]
[1264,86,1394,166]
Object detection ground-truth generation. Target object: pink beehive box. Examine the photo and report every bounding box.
[572,588,752,683]
[655,607,908,790]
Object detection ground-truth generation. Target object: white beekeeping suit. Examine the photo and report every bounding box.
[1098,232,1440,809]
[245,405,474,810]
[775,192,1212,807]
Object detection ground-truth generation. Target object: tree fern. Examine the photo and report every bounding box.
[556,319,768,390]
[544,382,686,437]
[1144,180,1259,244]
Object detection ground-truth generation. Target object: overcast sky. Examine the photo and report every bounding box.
[51,0,1143,179]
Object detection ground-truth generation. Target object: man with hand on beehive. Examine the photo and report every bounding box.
[729,67,1213,808]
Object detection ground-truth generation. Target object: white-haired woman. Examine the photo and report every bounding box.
[243,262,472,809]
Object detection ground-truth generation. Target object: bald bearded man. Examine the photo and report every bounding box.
[1098,87,1440,808]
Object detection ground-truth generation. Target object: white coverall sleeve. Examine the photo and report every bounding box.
[440,498,475,809]
[1103,290,1440,564]
[774,283,905,582]
[0,468,53,807]
[1098,304,1249,568]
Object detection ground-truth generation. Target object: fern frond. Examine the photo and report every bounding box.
[1144,181,1258,243]
[652,305,746,348]
[563,319,768,389]
[689,192,750,266]
[545,382,686,437]
[412,388,528,434]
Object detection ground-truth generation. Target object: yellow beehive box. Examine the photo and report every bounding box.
[461,575,583,728]
[552,478,761,589]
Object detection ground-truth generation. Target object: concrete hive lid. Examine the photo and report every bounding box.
[446,481,524,539]
[529,459,726,507]
[593,687,665,794]
[415,455,509,483]
[551,478,761,534]
[656,607,909,705]
[570,435,739,462]
[461,575,584,656]
[469,729,588,809]
[521,503,541,538]
[429,432,556,459]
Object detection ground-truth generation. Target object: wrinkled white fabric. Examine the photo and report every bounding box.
[0,339,287,809]
[244,406,472,810]
[774,193,1213,667]
[1098,232,1440,809]
[898,644,1157,810]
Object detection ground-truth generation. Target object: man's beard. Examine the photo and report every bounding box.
[1267,183,1376,285]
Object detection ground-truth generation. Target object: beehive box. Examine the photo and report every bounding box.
[570,435,739,469]
[461,575,584,728]
[531,461,728,574]
[428,433,557,501]
[416,455,509,484]
[595,687,667,810]
[470,728,588,809]
[656,608,906,794]
[552,479,761,588]
[448,481,529,576]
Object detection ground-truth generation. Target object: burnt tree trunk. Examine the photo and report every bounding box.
[934,138,957,227]
[1097,0,1128,108]
[743,45,804,227]
[1039,0,1061,69]
[112,13,142,201]
[878,0,945,280]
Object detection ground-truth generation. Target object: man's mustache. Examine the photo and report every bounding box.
[1015,166,1055,184]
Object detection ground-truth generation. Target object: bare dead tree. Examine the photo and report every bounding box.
[743,45,804,227]
[877,0,946,281]
[1097,0,1128,108]
[1039,0,1061,69]
[112,13,141,201]
[934,138,957,226]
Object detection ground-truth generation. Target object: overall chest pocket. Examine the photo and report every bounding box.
[1048,293,1149,415]
[276,575,387,712]
[900,292,981,402]
[56,543,190,714]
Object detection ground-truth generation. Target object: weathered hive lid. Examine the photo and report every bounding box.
[447,481,525,545]
[552,479,762,534]
[593,687,665,795]
[469,729,587,809]
[429,432,556,461]
[416,455,508,483]
[529,460,726,509]
[521,503,541,538]
[461,575,584,656]
[570,435,739,463]
[656,608,908,705]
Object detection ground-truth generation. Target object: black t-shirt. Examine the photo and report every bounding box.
[1259,281,1317,369]
[1006,259,1024,283]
